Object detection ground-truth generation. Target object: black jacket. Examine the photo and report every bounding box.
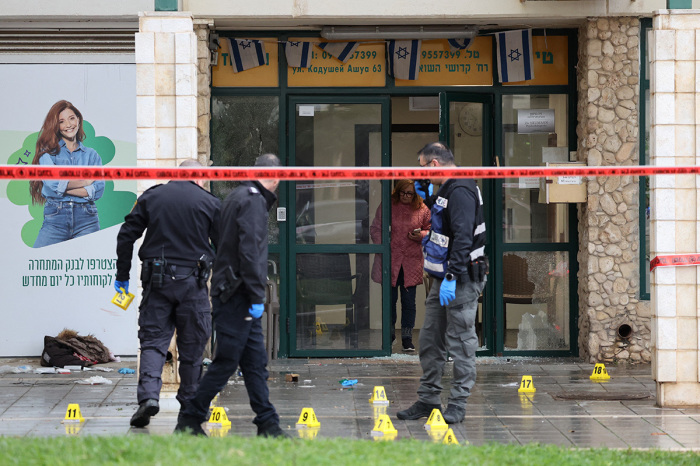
[115,181,221,281]
[437,178,486,279]
[211,180,277,305]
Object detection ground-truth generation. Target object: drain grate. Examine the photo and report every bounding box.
[552,392,652,401]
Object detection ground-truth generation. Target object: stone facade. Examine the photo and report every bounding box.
[194,20,213,167]
[576,17,651,364]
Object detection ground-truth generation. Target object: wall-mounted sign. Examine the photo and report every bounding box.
[212,38,279,87]
[504,36,568,86]
[395,37,492,87]
[518,109,556,133]
[287,39,385,87]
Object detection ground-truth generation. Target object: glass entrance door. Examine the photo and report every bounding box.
[288,96,390,357]
[439,93,494,354]
[440,92,577,355]
[497,94,576,355]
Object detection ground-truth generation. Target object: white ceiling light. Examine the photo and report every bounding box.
[321,25,478,40]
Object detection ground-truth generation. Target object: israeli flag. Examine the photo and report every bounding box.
[447,38,474,54]
[226,38,266,73]
[387,40,421,81]
[315,42,359,63]
[495,29,534,83]
[285,41,313,68]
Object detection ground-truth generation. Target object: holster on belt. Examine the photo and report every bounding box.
[467,257,489,282]
[196,254,213,288]
[214,266,242,304]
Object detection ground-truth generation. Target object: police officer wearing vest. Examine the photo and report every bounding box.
[115,159,221,428]
[175,153,289,438]
[397,142,488,425]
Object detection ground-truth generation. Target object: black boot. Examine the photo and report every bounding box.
[443,404,466,424]
[130,399,159,428]
[257,420,291,438]
[174,413,207,436]
[396,400,441,420]
[401,327,415,351]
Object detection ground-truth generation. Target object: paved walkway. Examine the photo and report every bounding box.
[1,356,699,449]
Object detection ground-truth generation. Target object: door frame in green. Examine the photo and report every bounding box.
[439,92,495,356]
[286,95,392,357]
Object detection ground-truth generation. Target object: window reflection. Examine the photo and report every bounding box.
[296,253,379,351]
[211,95,280,244]
[502,94,569,243]
[503,251,569,350]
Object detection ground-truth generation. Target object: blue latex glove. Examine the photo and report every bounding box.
[114,280,129,294]
[414,180,433,200]
[439,278,456,306]
[249,303,265,319]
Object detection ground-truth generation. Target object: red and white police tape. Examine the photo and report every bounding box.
[2,164,700,181]
[649,254,700,272]
[4,163,700,272]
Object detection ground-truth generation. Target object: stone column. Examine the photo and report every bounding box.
[136,11,198,193]
[135,11,198,391]
[650,10,700,406]
[577,18,649,364]
[194,20,213,168]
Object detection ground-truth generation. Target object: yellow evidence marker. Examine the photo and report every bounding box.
[424,408,448,431]
[589,363,611,381]
[111,288,135,310]
[518,375,536,393]
[207,407,231,427]
[371,414,398,437]
[369,386,390,404]
[442,428,460,445]
[63,403,85,423]
[296,407,321,428]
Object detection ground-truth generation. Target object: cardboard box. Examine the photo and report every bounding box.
[538,162,587,203]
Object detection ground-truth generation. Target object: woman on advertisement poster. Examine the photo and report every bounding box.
[29,100,105,248]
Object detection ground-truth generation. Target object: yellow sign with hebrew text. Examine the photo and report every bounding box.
[287,39,385,87]
[395,37,493,86]
[212,38,279,87]
[504,36,568,86]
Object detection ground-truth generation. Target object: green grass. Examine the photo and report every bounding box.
[0,436,698,465]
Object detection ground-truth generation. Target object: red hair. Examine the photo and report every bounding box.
[391,179,424,210]
[30,100,85,204]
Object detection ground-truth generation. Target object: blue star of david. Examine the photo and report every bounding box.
[396,47,409,59]
[289,41,300,47]
[241,41,252,49]
[508,48,521,62]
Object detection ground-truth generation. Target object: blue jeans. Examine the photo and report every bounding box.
[391,267,417,331]
[34,200,100,248]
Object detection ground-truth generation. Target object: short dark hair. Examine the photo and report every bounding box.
[417,142,454,165]
[254,153,281,167]
[179,159,203,168]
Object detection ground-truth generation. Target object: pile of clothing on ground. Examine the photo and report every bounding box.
[41,329,119,368]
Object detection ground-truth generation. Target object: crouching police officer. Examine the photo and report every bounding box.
[115,159,220,428]
[175,153,288,438]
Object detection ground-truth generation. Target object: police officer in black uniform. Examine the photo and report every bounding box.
[115,159,220,428]
[175,153,288,438]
